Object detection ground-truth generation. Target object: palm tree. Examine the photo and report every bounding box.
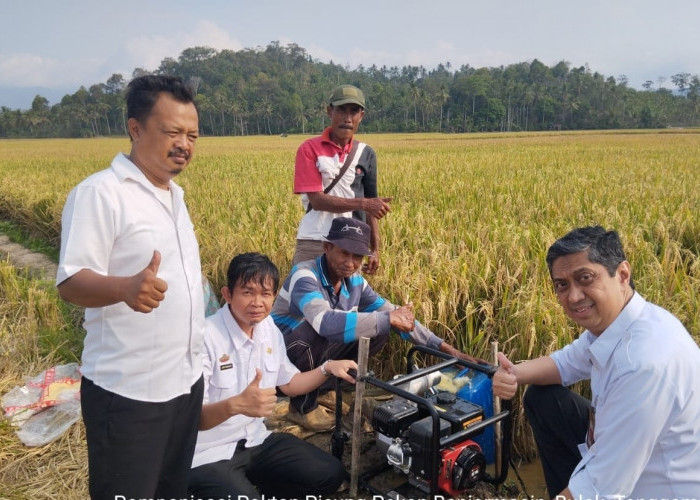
[409,83,422,126]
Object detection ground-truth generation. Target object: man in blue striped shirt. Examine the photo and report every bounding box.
[271,216,476,430]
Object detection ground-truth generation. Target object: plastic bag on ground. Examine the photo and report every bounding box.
[16,399,82,446]
[1,362,82,446]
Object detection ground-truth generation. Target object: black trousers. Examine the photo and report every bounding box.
[285,329,389,414]
[523,384,591,499]
[80,375,204,500]
[188,432,345,498]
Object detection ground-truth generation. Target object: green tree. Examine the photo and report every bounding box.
[1,41,698,137]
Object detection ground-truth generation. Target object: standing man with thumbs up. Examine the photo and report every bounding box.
[188,253,356,498]
[57,75,206,500]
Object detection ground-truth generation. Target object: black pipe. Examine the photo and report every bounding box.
[482,398,513,485]
[406,344,498,377]
[331,377,347,460]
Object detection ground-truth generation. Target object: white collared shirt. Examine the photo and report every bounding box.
[57,153,205,402]
[191,306,299,469]
[551,293,700,498]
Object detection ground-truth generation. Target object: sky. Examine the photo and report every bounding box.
[1,0,699,110]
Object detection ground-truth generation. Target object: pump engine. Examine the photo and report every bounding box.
[372,389,488,496]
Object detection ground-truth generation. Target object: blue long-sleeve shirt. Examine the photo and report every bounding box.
[271,255,443,348]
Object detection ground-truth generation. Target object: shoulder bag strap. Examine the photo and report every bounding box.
[306,141,360,213]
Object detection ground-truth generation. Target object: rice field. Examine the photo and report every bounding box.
[1,130,699,497]
[2,131,698,352]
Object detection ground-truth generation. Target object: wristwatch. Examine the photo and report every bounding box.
[320,360,331,377]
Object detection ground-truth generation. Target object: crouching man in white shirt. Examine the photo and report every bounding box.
[493,226,700,499]
[188,252,357,498]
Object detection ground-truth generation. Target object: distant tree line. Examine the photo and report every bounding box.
[1,41,699,138]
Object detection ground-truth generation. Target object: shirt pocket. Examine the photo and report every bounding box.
[261,353,280,387]
[208,363,238,401]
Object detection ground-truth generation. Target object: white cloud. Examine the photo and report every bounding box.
[0,53,106,87]
[124,20,244,71]
[0,20,245,91]
[124,34,176,71]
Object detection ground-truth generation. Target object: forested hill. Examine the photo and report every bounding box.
[2,41,699,138]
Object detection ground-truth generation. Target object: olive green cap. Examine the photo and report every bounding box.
[329,84,365,109]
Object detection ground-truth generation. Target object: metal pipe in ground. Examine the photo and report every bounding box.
[492,341,502,478]
[349,337,370,497]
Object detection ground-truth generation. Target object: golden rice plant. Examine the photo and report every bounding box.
[1,130,698,466]
[1,131,698,360]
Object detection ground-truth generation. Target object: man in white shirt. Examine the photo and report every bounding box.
[57,75,205,499]
[493,226,700,499]
[189,252,357,498]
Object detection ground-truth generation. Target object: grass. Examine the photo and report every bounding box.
[0,260,87,499]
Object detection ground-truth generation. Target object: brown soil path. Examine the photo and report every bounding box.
[0,234,57,281]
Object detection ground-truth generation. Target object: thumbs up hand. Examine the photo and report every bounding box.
[497,352,516,373]
[236,369,278,418]
[493,352,519,400]
[123,250,168,313]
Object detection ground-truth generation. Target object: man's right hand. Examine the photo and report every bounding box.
[390,303,415,332]
[493,352,518,400]
[363,197,392,219]
[235,369,277,418]
[123,250,168,313]
[363,251,380,274]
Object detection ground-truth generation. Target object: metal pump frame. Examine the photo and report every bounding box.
[333,345,513,499]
